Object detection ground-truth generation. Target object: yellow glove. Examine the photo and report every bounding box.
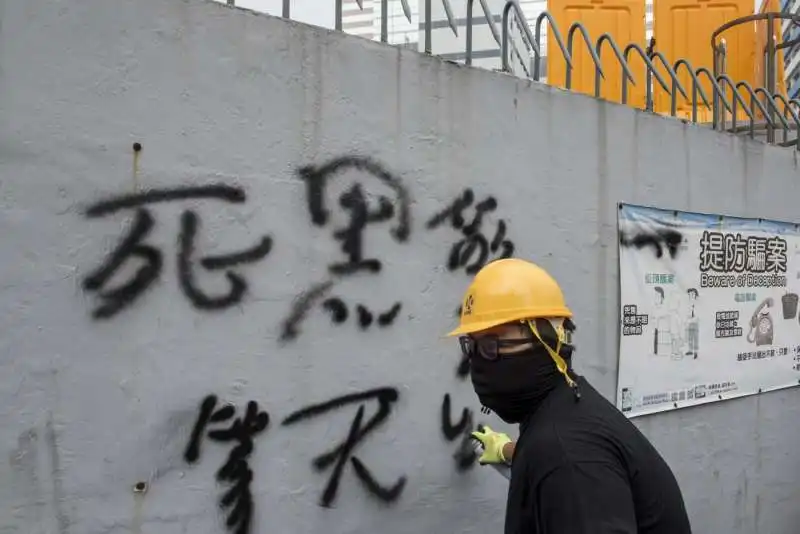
[470,425,512,465]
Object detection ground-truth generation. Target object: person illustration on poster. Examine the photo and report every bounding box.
[653,286,681,359]
[652,287,662,355]
[621,387,633,413]
[684,288,699,359]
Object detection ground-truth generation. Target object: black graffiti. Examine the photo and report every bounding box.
[280,157,412,342]
[82,185,272,319]
[279,280,335,342]
[282,387,406,508]
[321,298,402,329]
[453,432,480,470]
[85,185,246,217]
[619,228,683,260]
[279,284,404,341]
[322,297,349,323]
[81,209,161,319]
[439,393,479,471]
[441,393,472,440]
[179,211,273,309]
[427,188,515,275]
[297,156,411,275]
[184,395,269,534]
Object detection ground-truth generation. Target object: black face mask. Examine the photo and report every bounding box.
[469,344,569,424]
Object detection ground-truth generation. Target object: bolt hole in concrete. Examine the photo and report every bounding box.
[133,481,148,493]
[133,142,142,152]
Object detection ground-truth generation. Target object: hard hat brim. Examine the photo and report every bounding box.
[445,308,573,337]
[445,319,515,337]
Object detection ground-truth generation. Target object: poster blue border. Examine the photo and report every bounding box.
[618,202,800,235]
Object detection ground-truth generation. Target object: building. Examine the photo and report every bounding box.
[217,0,654,80]
[341,0,544,71]
[419,0,544,73]
[341,0,377,40]
[419,0,655,78]
[340,0,538,71]
[781,0,800,98]
[211,0,417,48]
[342,0,419,47]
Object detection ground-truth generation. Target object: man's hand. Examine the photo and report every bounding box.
[471,425,513,465]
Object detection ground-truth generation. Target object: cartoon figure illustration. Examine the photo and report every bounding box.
[653,286,681,358]
[746,298,774,346]
[684,288,699,359]
[620,387,633,413]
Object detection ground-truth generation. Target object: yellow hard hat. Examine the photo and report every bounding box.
[447,258,572,337]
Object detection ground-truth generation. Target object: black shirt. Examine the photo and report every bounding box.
[504,376,692,534]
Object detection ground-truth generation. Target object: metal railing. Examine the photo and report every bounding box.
[226,0,800,150]
[486,1,800,150]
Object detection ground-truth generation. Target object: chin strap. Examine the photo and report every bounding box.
[526,320,581,401]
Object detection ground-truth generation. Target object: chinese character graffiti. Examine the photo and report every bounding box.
[279,156,411,342]
[82,185,272,319]
[184,395,270,534]
[440,393,479,471]
[321,298,402,330]
[281,387,407,507]
[426,188,515,275]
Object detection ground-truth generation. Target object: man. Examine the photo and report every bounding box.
[685,288,699,359]
[448,258,692,534]
[652,286,679,358]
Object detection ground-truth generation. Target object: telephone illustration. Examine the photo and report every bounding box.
[746,298,774,346]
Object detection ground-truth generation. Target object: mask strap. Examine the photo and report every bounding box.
[526,320,577,389]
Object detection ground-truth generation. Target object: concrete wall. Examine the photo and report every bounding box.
[1,0,799,533]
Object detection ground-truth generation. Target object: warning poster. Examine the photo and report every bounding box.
[616,203,800,417]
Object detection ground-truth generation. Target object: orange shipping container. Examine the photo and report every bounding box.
[653,0,755,121]
[547,0,647,107]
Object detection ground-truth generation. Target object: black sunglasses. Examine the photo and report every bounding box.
[458,335,533,361]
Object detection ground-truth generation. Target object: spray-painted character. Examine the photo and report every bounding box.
[184,394,270,534]
[282,387,407,508]
[81,185,272,320]
[426,188,515,275]
[280,156,411,341]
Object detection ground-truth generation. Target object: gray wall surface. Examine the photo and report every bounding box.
[1,0,799,533]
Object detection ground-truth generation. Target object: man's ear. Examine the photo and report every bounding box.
[539,317,576,349]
